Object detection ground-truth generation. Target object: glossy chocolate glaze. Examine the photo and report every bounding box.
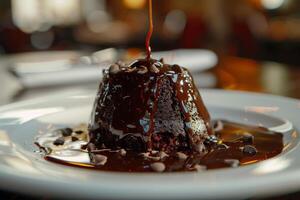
[37,120,283,172]
[88,59,212,154]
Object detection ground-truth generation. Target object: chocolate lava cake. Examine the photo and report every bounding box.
[88,59,213,154]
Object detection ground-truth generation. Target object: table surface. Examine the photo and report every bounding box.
[0,54,300,199]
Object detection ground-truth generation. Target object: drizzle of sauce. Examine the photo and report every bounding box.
[36,120,284,172]
[145,0,153,61]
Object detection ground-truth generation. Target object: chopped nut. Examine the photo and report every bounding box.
[224,159,239,168]
[140,152,160,161]
[176,152,188,160]
[119,149,127,156]
[149,156,161,161]
[153,61,163,68]
[150,65,159,73]
[125,67,137,73]
[193,164,207,172]
[150,162,165,172]
[140,152,150,158]
[158,151,169,160]
[109,64,120,74]
[116,61,126,67]
[93,154,107,166]
[137,65,148,74]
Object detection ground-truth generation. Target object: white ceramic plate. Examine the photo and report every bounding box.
[0,89,299,200]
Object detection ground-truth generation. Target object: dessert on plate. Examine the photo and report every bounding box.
[35,0,283,172]
[88,58,212,155]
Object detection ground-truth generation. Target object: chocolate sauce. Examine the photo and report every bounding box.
[36,120,284,172]
[145,0,153,61]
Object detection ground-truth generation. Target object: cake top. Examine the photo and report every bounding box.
[105,58,184,76]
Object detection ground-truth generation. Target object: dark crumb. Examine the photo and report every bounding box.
[61,128,73,137]
[75,130,83,135]
[242,145,257,156]
[71,136,79,142]
[241,133,254,144]
[53,137,65,146]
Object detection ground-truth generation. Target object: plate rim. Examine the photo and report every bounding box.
[0,89,300,199]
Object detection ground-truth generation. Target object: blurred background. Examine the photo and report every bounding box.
[0,0,300,105]
[0,0,299,64]
[1,1,300,199]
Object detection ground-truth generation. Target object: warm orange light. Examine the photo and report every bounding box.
[123,0,146,9]
[248,0,263,9]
